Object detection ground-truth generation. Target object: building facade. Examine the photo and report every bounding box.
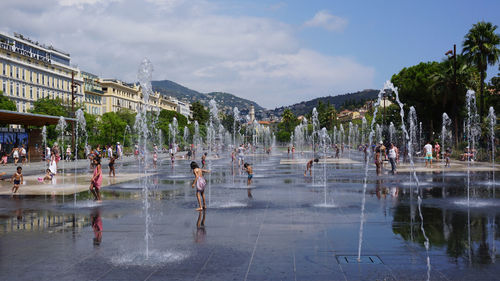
[0,32,84,113]
[82,71,104,115]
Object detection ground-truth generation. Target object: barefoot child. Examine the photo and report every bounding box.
[38,168,54,182]
[243,163,253,185]
[108,156,115,177]
[11,166,23,193]
[153,152,158,169]
[201,153,207,168]
[90,157,102,202]
[304,158,319,176]
[191,161,210,211]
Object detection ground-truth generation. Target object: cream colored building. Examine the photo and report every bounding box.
[0,32,84,113]
[99,78,178,114]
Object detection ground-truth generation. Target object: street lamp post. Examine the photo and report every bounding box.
[71,72,81,155]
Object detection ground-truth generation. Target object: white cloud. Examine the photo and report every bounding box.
[0,1,372,108]
[304,10,347,32]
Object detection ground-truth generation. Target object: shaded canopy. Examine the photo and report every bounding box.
[0,110,75,126]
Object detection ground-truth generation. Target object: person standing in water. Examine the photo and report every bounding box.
[11,166,23,193]
[90,157,103,202]
[434,141,441,162]
[191,161,210,211]
[388,143,397,174]
[304,158,319,176]
[243,163,253,185]
[108,156,116,177]
[201,153,207,168]
[424,141,433,168]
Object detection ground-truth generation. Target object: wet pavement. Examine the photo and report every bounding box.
[1,149,499,280]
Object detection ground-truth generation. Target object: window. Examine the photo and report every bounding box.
[10,81,13,95]
[22,84,25,97]
[42,75,44,85]
[9,65,12,77]
[22,68,25,80]
[36,87,39,99]
[30,86,32,99]
[36,72,39,84]
[1,62,4,76]
[16,67,19,79]
[16,82,19,97]
[30,71,33,82]
[2,80,5,93]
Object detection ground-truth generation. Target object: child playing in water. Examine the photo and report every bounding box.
[170,153,175,166]
[38,168,54,182]
[108,156,116,177]
[11,166,23,193]
[304,158,319,176]
[90,157,102,202]
[243,163,253,185]
[153,152,158,169]
[201,153,207,168]
[191,161,210,211]
[445,148,451,167]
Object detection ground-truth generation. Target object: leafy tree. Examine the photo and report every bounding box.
[158,109,188,145]
[391,62,442,134]
[221,113,234,133]
[30,97,69,117]
[98,112,127,145]
[116,109,137,129]
[277,108,298,142]
[29,97,70,143]
[84,112,99,147]
[190,101,209,124]
[0,91,16,111]
[462,21,500,119]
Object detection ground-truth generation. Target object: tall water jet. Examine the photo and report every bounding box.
[56,116,67,183]
[183,126,190,146]
[194,121,200,154]
[315,127,334,207]
[487,107,496,187]
[74,109,86,204]
[42,126,47,168]
[170,117,178,148]
[361,118,367,145]
[135,58,154,259]
[123,124,131,149]
[207,99,220,206]
[375,124,382,144]
[441,113,452,198]
[357,82,431,280]
[233,107,240,148]
[312,108,319,154]
[389,122,396,144]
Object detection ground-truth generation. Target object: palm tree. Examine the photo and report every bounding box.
[462,21,500,119]
[430,55,478,144]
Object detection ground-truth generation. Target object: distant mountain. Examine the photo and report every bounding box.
[267,89,379,117]
[151,80,264,115]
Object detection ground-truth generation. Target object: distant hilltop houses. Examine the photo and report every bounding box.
[0,32,192,119]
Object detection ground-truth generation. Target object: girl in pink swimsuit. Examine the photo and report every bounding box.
[90,157,103,202]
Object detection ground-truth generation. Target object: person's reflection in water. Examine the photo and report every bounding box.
[91,207,103,247]
[14,195,23,221]
[194,210,206,244]
[247,188,253,198]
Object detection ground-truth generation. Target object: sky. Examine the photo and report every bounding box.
[1,0,499,109]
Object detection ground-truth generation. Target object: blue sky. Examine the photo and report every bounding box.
[229,0,500,88]
[1,0,499,108]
